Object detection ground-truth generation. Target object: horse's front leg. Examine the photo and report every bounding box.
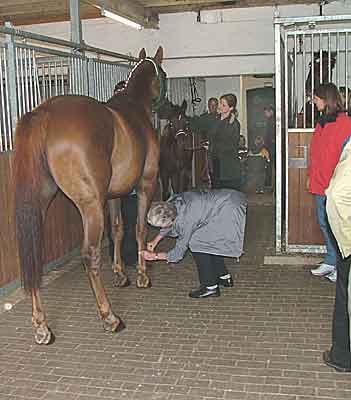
[108,198,129,287]
[135,184,155,288]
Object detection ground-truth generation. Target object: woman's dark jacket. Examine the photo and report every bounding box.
[209,114,240,181]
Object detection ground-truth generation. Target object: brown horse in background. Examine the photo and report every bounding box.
[14,47,165,344]
[159,100,193,200]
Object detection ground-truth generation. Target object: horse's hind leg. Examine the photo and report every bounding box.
[108,198,129,287]
[171,173,180,194]
[80,202,125,332]
[32,180,58,345]
[32,289,54,344]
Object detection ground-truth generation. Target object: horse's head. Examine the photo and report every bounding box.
[306,51,336,97]
[123,46,167,113]
[157,97,175,120]
[165,100,189,139]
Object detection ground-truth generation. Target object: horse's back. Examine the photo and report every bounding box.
[21,95,114,148]
[23,95,115,201]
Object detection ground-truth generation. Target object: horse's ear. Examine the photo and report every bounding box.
[138,48,146,60]
[181,100,187,114]
[154,46,163,65]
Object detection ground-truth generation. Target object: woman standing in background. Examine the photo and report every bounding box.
[209,93,241,190]
[308,83,351,283]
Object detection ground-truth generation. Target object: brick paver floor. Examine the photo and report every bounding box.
[1,193,350,400]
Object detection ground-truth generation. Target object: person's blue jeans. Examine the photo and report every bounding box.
[315,194,339,266]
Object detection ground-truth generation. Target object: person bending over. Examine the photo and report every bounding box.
[140,189,247,298]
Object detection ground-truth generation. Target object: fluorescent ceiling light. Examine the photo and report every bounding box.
[101,8,142,30]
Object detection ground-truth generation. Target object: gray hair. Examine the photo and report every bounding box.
[147,201,177,228]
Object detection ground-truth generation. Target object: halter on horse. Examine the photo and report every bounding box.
[159,100,194,200]
[14,47,166,344]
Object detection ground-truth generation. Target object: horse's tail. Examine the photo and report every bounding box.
[14,110,49,292]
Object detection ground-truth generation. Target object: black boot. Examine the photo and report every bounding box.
[218,275,234,287]
[189,286,220,299]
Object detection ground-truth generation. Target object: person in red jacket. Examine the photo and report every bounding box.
[308,83,351,282]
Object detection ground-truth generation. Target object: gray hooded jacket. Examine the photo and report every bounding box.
[160,189,247,263]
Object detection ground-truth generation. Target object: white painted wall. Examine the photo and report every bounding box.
[205,77,240,107]
[19,1,351,77]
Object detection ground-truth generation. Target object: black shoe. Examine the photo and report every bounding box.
[218,275,234,287]
[323,350,351,373]
[189,286,220,299]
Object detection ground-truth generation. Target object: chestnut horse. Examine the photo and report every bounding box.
[14,47,166,344]
[159,100,193,200]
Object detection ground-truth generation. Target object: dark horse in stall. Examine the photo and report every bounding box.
[303,50,336,127]
[159,100,194,200]
[14,47,166,344]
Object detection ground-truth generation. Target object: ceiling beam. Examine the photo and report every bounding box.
[0,1,100,26]
[142,0,320,13]
[86,0,159,29]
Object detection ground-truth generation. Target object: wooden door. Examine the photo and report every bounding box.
[287,130,324,249]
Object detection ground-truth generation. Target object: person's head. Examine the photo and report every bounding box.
[207,97,218,114]
[255,135,264,147]
[219,93,237,117]
[114,80,126,95]
[239,135,246,147]
[264,105,274,119]
[147,202,177,228]
[313,82,344,114]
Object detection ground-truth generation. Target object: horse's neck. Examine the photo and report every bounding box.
[306,60,335,91]
[126,77,152,109]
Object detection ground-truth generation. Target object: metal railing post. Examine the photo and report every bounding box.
[5,21,18,140]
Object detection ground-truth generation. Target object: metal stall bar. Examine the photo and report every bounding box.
[274,21,283,252]
[0,47,8,152]
[0,26,137,63]
[3,48,13,150]
[0,27,134,154]
[346,32,349,111]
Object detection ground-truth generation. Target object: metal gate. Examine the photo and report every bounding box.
[274,14,351,253]
[0,26,133,153]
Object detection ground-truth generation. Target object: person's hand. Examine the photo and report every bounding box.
[140,250,158,261]
[306,176,310,191]
[147,240,157,252]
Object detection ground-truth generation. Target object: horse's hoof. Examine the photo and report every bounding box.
[136,275,152,288]
[121,278,130,288]
[113,275,130,288]
[34,326,55,345]
[102,312,124,333]
[115,319,126,333]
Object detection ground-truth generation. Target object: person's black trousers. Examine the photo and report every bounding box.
[121,194,138,265]
[192,252,228,287]
[212,179,241,191]
[331,254,351,368]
